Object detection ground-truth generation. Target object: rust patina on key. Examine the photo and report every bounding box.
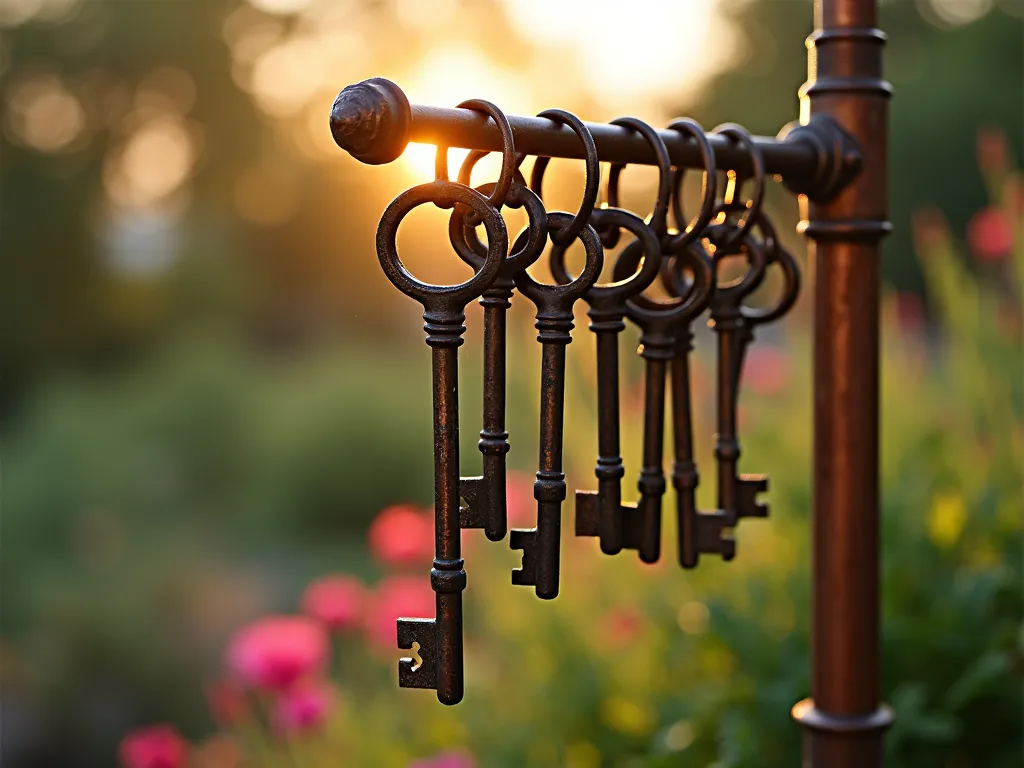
[589,238,714,563]
[511,210,603,598]
[706,220,770,522]
[376,178,507,705]
[552,207,663,555]
[449,151,548,543]
[508,108,602,597]
[556,117,670,556]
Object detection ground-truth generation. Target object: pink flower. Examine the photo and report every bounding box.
[273,679,335,735]
[894,291,926,336]
[368,504,434,568]
[601,606,645,649]
[302,574,365,632]
[977,127,1008,174]
[409,751,476,768]
[205,679,248,727]
[506,471,536,526]
[968,207,1014,263]
[744,345,790,396]
[226,616,327,691]
[912,207,948,251]
[364,575,435,649]
[118,724,188,768]
[1008,177,1024,215]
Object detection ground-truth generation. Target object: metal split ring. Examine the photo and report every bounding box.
[528,110,600,247]
[434,99,517,215]
[598,117,674,249]
[708,123,765,252]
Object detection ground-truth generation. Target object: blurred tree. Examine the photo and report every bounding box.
[0,0,266,417]
[684,0,1023,296]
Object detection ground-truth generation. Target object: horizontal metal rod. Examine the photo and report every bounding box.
[410,104,810,179]
[329,79,856,198]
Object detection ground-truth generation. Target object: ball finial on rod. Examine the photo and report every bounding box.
[330,77,411,165]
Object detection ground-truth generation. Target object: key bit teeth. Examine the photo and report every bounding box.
[397,618,437,689]
[689,512,738,564]
[458,476,486,529]
[737,474,769,518]
[720,532,737,561]
[509,528,536,585]
[574,492,600,536]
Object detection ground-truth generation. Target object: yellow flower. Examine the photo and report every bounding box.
[927,492,967,548]
[600,696,655,737]
[565,741,602,768]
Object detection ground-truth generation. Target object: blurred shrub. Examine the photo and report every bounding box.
[1,337,445,764]
[110,142,1021,767]
[4,138,1022,766]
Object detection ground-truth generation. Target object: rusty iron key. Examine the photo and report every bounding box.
[376,179,507,705]
[651,117,741,567]
[672,320,735,567]
[448,162,548,542]
[510,211,603,598]
[578,238,713,563]
[559,115,674,556]
[706,222,770,526]
[726,214,801,519]
[667,215,799,562]
[551,208,662,555]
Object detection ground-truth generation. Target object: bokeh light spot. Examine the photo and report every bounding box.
[677,601,710,635]
[664,720,695,751]
[104,116,197,210]
[923,0,994,26]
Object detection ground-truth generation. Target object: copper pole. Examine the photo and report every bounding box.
[791,0,895,765]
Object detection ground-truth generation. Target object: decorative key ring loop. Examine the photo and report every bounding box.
[454,145,529,228]
[665,118,718,252]
[456,149,529,192]
[433,99,517,213]
[513,211,603,304]
[448,178,548,274]
[528,110,600,247]
[707,223,770,303]
[598,117,674,249]
[377,180,507,307]
[710,123,765,252]
[663,219,769,308]
[738,212,801,325]
[614,239,714,328]
[548,207,662,305]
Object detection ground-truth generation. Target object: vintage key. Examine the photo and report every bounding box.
[556,116,671,556]
[449,157,548,542]
[376,179,508,705]
[690,124,779,527]
[672,322,736,567]
[657,118,739,567]
[706,222,771,526]
[668,215,798,561]
[511,211,603,598]
[588,238,714,563]
[728,214,801,518]
[552,208,662,555]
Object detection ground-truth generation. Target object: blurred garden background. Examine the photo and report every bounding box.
[1,0,1022,766]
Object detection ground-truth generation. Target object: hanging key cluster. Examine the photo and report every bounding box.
[374,101,801,705]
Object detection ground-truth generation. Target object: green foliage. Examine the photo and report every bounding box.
[169,179,1020,766]
[1,337,438,763]
[4,165,1022,768]
[691,0,1024,294]
[1,2,1021,765]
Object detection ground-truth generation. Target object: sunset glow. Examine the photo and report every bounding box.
[400,45,530,180]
